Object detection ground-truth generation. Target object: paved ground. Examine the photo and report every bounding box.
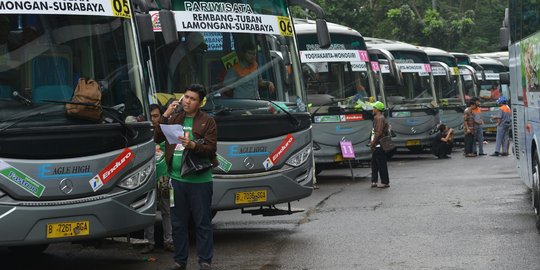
[2,142,540,270]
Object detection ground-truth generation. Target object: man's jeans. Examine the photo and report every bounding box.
[495,125,510,153]
[170,180,213,265]
[474,126,484,154]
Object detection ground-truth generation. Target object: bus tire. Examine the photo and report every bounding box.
[533,151,540,232]
[8,244,49,254]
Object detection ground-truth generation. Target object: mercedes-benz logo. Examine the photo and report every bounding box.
[411,127,417,134]
[59,178,74,194]
[243,157,255,169]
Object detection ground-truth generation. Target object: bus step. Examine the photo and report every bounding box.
[242,204,304,216]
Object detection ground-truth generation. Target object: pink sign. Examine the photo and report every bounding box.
[358,50,369,62]
[340,141,355,159]
[423,64,432,72]
[370,61,380,72]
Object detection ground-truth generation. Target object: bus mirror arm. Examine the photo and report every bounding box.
[135,13,155,46]
[288,0,331,48]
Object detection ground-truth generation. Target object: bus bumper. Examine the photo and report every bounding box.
[313,142,371,164]
[211,157,313,211]
[0,183,156,246]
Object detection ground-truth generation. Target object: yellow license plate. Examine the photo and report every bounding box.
[235,190,267,204]
[485,127,497,132]
[335,154,344,162]
[47,221,89,239]
[406,139,421,146]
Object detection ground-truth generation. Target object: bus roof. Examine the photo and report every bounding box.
[419,46,453,58]
[470,56,506,66]
[470,51,509,67]
[364,37,425,54]
[293,19,362,38]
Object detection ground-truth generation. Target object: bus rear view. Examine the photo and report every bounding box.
[0,2,156,251]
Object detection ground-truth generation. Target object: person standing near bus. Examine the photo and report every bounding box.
[223,42,275,99]
[472,97,486,156]
[370,101,390,188]
[155,84,218,270]
[141,104,174,254]
[464,100,477,157]
[490,96,512,156]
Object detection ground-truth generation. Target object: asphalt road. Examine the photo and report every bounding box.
[3,142,540,270]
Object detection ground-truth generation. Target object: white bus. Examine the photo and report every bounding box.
[421,46,466,142]
[501,0,540,229]
[295,19,377,173]
[365,38,440,153]
[149,0,331,216]
[0,0,173,252]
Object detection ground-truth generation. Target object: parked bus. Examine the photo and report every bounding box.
[501,1,540,229]
[421,46,466,142]
[294,19,375,173]
[450,52,481,103]
[0,1,167,251]
[365,38,440,153]
[470,56,509,134]
[149,0,330,216]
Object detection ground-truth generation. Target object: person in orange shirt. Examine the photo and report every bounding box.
[490,83,500,100]
[471,97,485,155]
[222,42,274,99]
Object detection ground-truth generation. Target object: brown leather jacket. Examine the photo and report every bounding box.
[154,110,218,170]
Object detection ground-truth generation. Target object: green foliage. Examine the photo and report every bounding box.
[303,0,506,53]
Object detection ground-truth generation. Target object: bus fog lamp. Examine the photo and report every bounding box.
[118,160,154,190]
[286,145,312,167]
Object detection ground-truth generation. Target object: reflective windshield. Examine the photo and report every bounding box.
[430,56,463,106]
[0,14,147,127]
[478,64,505,105]
[296,32,372,109]
[382,51,435,108]
[151,0,305,113]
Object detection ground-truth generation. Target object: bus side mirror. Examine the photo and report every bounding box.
[280,45,291,65]
[132,0,154,45]
[500,27,509,51]
[500,72,510,85]
[316,19,331,49]
[159,10,178,46]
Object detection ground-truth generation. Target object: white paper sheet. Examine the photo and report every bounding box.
[160,124,184,144]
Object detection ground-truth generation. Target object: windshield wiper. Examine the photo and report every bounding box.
[262,98,300,128]
[42,99,138,139]
[0,104,63,134]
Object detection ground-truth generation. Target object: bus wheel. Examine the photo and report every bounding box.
[9,244,49,254]
[533,151,540,232]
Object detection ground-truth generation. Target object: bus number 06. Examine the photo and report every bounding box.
[113,0,130,14]
[279,20,292,34]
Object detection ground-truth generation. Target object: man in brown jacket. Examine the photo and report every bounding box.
[370,101,390,188]
[154,84,217,270]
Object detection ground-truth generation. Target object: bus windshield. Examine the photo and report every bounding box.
[383,51,434,108]
[478,64,505,105]
[152,0,304,114]
[296,32,371,107]
[0,14,146,128]
[430,56,463,106]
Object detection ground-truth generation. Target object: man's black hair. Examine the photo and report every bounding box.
[185,84,206,101]
[240,42,256,53]
[438,124,447,132]
[149,103,163,114]
[468,100,477,106]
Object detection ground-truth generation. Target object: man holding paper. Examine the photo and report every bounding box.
[154,84,218,270]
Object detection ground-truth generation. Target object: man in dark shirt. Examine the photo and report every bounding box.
[370,101,390,188]
[432,124,454,159]
[463,100,477,157]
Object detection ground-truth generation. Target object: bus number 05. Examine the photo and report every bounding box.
[280,20,292,34]
[113,0,130,14]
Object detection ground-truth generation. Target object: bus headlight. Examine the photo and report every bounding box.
[286,144,312,167]
[118,160,154,190]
